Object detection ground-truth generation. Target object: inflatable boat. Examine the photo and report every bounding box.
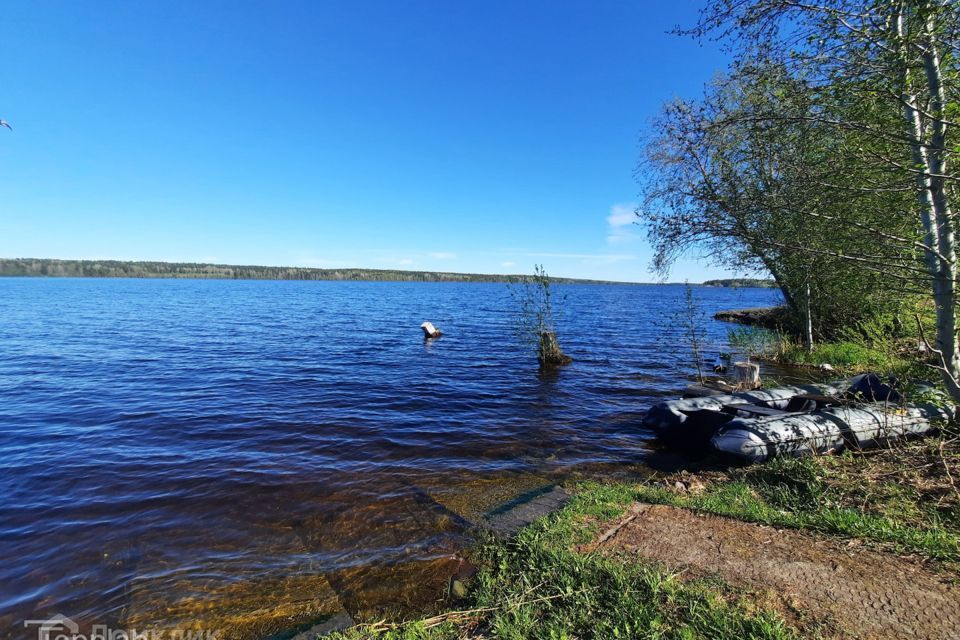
[712,402,952,463]
[644,374,953,462]
[642,383,846,447]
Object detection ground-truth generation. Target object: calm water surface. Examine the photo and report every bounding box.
[0,279,779,636]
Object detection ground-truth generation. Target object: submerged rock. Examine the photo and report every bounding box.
[450,579,468,599]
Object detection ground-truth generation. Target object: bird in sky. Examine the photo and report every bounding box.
[0,120,11,130]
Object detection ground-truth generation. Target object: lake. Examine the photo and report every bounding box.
[0,278,780,636]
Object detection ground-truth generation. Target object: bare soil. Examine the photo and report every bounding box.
[585,503,960,640]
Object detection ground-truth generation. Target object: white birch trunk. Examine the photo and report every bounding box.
[898,3,960,400]
[919,4,960,399]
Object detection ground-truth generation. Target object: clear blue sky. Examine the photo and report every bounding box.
[0,1,743,282]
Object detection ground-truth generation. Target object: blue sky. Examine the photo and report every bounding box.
[0,1,741,282]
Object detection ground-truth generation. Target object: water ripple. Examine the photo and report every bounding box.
[0,278,779,632]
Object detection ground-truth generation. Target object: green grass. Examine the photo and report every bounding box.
[726,325,929,375]
[774,340,896,371]
[634,456,960,563]
[327,484,809,639]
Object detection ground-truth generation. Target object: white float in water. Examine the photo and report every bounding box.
[420,321,442,339]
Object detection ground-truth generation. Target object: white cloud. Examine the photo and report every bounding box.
[607,203,636,228]
[428,252,457,260]
[606,202,639,244]
[501,261,516,268]
[397,258,415,265]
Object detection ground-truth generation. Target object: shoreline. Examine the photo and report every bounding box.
[0,258,782,287]
[714,305,789,330]
[324,438,960,639]
[0,258,639,285]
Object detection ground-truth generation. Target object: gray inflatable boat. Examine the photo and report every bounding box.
[642,383,846,447]
[711,402,953,463]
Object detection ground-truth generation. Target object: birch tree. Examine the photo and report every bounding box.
[643,0,960,399]
[640,64,918,342]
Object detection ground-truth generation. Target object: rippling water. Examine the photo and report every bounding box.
[0,278,779,637]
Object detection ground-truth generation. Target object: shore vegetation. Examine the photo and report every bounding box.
[329,487,811,640]
[702,278,776,288]
[638,0,960,400]
[511,265,573,367]
[0,258,623,285]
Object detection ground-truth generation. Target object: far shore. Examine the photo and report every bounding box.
[0,258,775,287]
[714,305,789,330]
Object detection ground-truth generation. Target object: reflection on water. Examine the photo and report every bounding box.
[0,279,780,636]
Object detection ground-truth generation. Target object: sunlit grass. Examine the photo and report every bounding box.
[328,483,809,640]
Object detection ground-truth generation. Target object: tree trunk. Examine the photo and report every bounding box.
[538,331,572,367]
[756,255,803,333]
[732,361,761,390]
[895,5,960,401]
[918,5,960,400]
[896,4,960,401]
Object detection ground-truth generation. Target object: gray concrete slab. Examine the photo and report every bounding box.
[484,486,571,537]
[289,610,356,639]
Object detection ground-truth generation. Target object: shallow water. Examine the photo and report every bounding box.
[0,278,779,636]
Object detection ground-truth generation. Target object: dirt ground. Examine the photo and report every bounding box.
[585,503,960,640]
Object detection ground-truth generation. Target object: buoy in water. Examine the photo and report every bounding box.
[421,321,442,339]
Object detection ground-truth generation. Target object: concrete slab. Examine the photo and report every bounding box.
[484,486,571,537]
[289,610,355,639]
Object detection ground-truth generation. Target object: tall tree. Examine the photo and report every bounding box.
[640,63,918,343]
[642,1,960,398]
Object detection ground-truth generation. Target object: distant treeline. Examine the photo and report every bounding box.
[702,278,777,288]
[0,258,628,285]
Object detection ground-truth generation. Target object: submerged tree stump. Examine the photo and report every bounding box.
[732,361,760,390]
[538,331,572,367]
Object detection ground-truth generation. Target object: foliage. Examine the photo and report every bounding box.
[511,265,558,340]
[510,265,571,366]
[639,0,960,397]
[726,304,947,376]
[680,282,709,383]
[727,326,779,361]
[638,61,922,342]
[776,340,894,371]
